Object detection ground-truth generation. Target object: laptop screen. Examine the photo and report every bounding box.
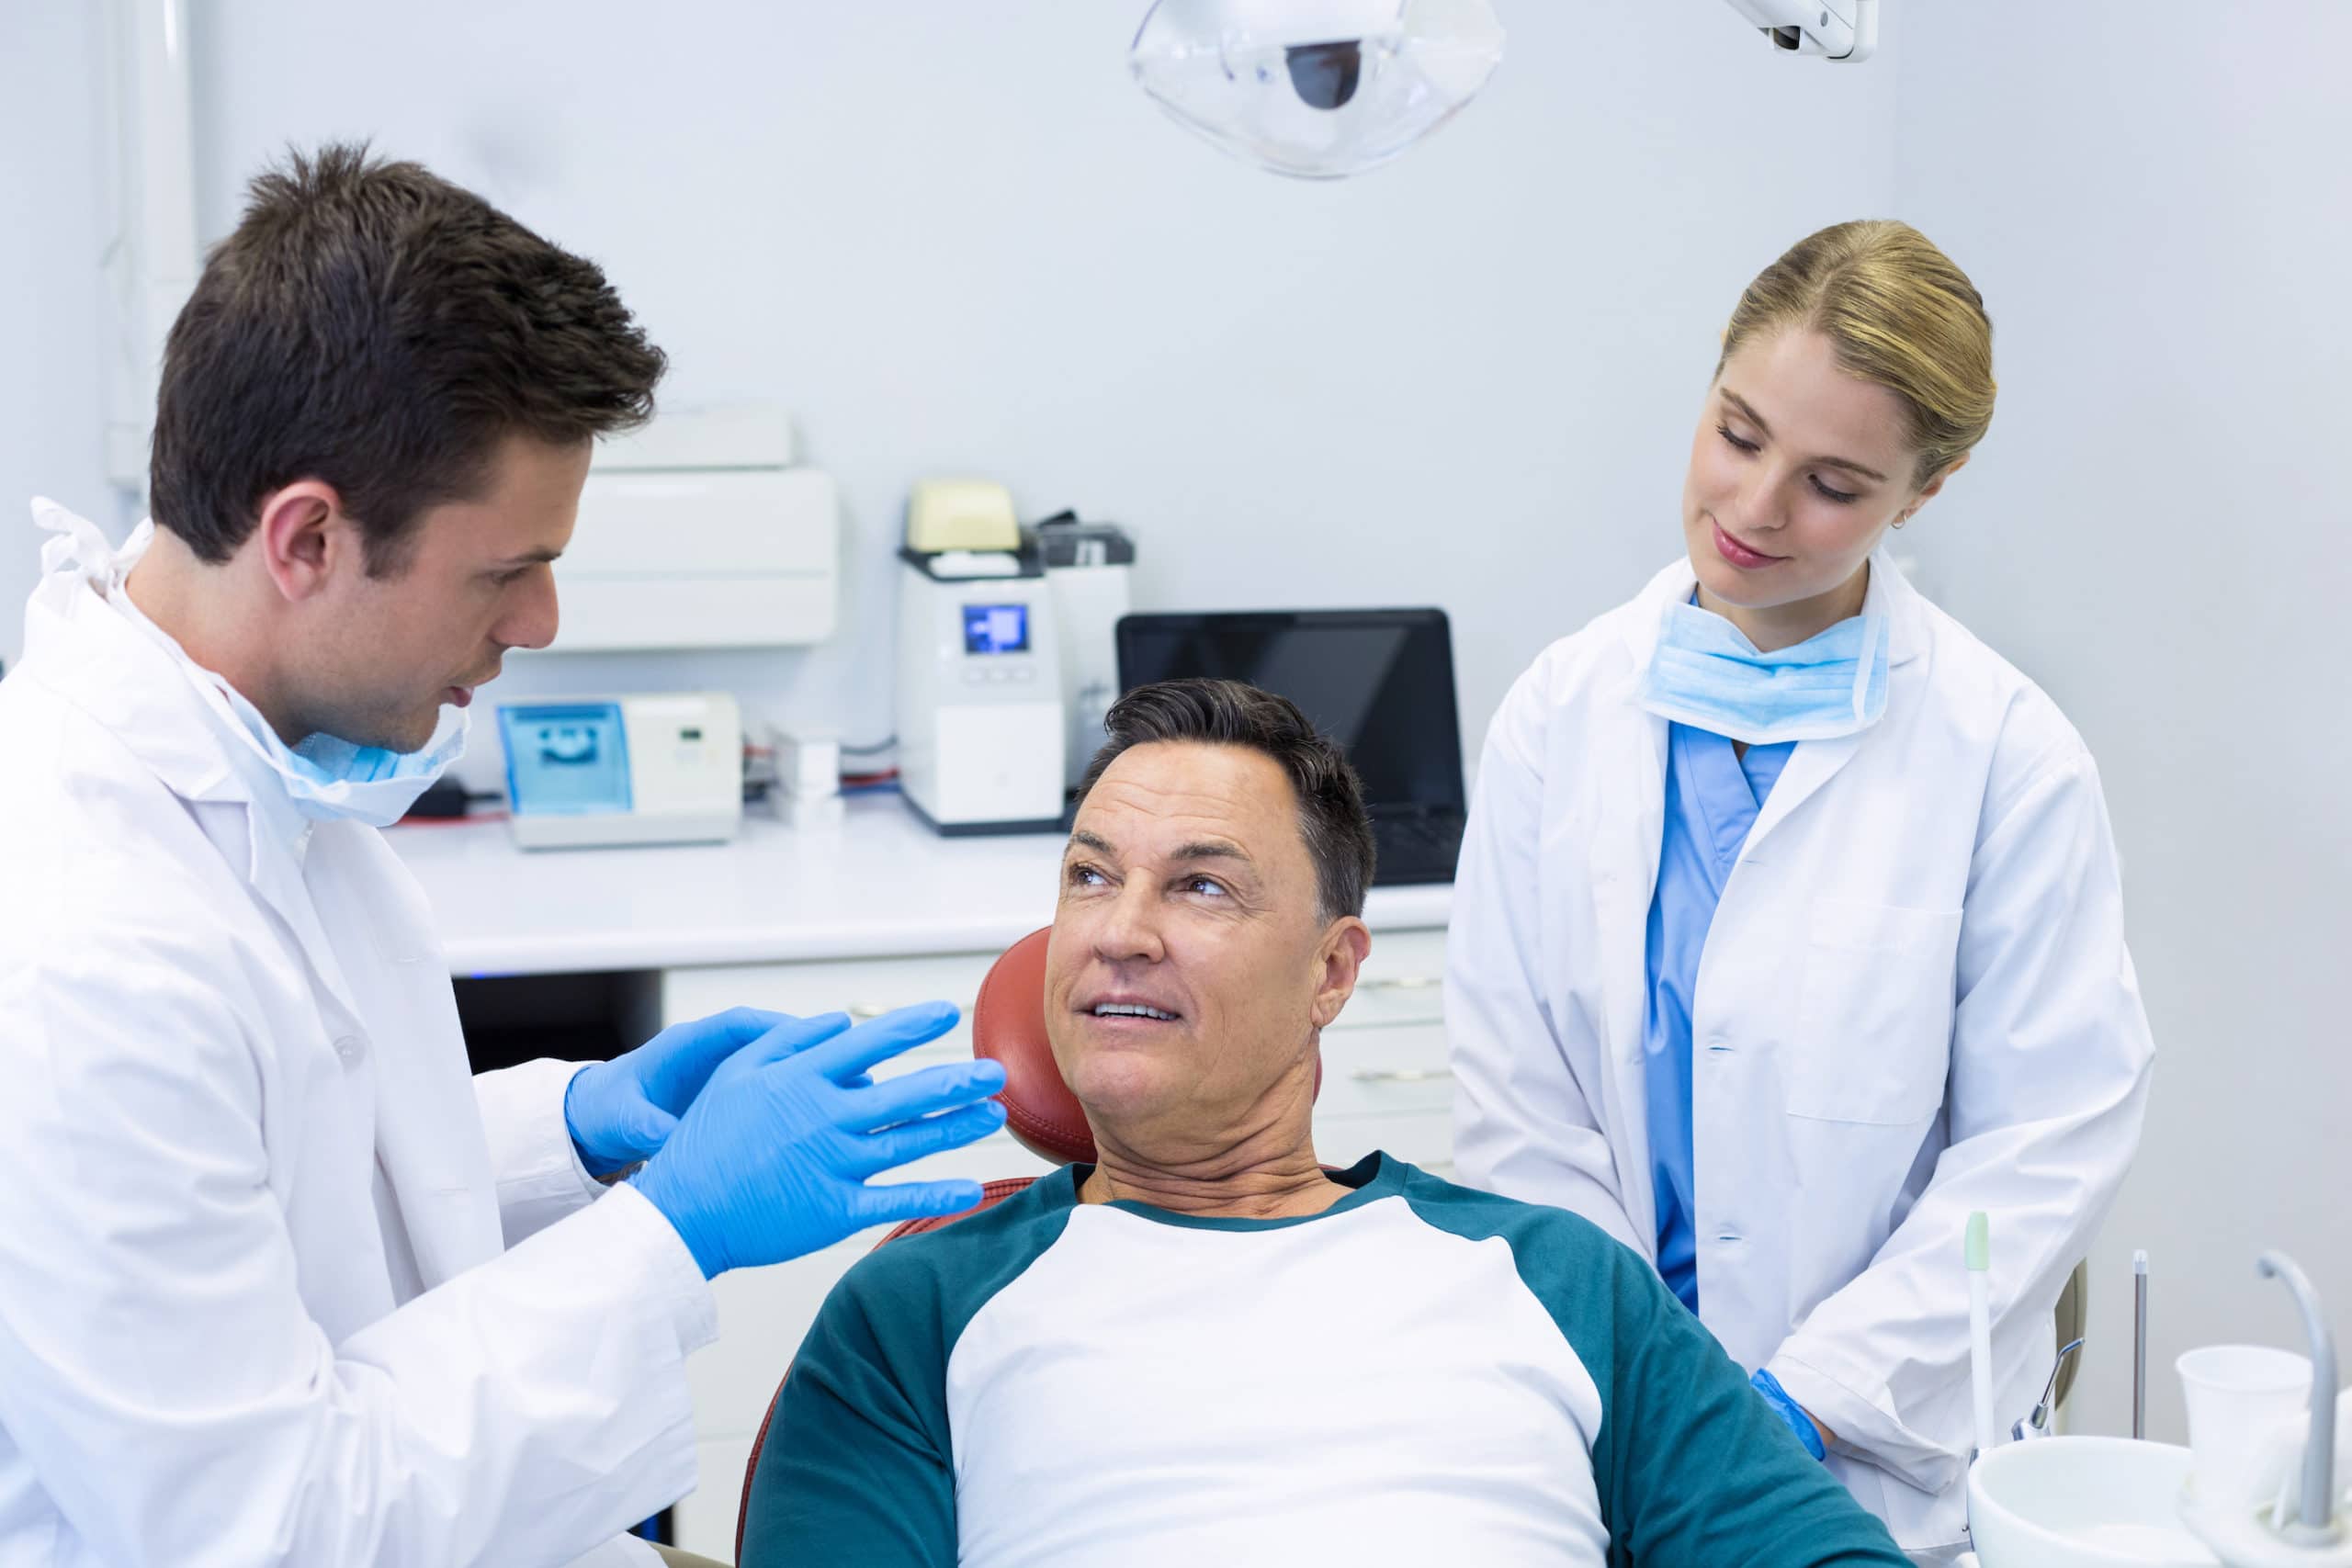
[1114,610,1464,816]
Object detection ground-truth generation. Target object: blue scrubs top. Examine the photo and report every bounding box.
[1644,723,1794,1313]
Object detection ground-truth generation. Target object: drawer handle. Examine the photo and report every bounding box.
[846,1002,978,1023]
[1360,975,1441,992]
[1351,1066,1453,1084]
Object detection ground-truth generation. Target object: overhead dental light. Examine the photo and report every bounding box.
[1128,0,1878,181]
[1128,0,1507,181]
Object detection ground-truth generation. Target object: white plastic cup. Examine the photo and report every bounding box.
[2176,1345,2312,1510]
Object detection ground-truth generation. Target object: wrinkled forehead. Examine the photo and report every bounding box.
[1069,742,1307,875]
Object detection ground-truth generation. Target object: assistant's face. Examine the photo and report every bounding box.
[1681,327,1928,618]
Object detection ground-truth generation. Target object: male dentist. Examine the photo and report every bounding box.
[0,144,1006,1568]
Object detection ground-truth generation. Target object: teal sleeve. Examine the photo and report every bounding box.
[1593,1245,1909,1568]
[737,1265,956,1568]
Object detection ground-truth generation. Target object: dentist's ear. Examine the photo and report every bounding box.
[253,479,355,603]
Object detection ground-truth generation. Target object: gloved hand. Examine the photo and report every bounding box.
[1752,1369,1828,1461]
[630,1001,1010,1278]
[565,1007,794,1176]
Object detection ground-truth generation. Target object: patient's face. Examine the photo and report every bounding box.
[1046,741,1363,1144]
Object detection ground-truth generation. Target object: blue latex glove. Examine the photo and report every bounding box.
[566,1007,794,1177]
[630,1001,1009,1278]
[1752,1369,1828,1461]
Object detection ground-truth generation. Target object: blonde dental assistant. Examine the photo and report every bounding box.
[1445,220,2154,1552]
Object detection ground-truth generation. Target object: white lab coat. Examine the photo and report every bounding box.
[0,532,716,1567]
[1447,551,2154,1551]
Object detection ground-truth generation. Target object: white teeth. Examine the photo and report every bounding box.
[1093,1003,1176,1021]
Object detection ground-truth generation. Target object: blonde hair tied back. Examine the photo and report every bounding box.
[1719,220,1996,490]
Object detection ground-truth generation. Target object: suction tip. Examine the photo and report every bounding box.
[1966,1212,1989,1271]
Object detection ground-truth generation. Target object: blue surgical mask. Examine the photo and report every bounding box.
[232,691,471,827]
[1638,597,1889,745]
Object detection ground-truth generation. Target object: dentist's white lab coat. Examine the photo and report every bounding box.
[1447,551,2154,1551]
[0,523,714,1568]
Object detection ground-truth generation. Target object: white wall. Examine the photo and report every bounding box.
[177,0,1900,790]
[0,2,110,671]
[1886,1,2352,1441]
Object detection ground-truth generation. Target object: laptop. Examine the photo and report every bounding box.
[1114,609,1465,887]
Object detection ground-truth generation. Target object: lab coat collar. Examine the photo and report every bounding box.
[20,513,254,814]
[1615,545,1928,679]
[19,508,367,1027]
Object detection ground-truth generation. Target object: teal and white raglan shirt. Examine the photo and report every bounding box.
[741,1154,1906,1568]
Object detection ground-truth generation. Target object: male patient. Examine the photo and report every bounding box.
[741,679,1906,1567]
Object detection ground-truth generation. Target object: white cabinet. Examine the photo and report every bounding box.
[657,922,1452,1557]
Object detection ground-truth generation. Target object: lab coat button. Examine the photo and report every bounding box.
[334,1035,366,1066]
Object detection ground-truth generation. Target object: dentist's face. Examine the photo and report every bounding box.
[290,434,584,750]
[1682,327,1942,615]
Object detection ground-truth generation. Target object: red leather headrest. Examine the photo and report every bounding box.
[973,928,1096,1165]
[970,926,1323,1168]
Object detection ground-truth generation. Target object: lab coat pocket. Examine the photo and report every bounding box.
[1786,897,1962,1124]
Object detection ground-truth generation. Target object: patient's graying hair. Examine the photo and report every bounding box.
[1077,679,1376,922]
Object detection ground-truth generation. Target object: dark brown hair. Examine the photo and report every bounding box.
[1077,679,1376,921]
[149,142,666,575]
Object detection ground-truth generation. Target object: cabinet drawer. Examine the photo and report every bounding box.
[663,926,1448,1045]
[1313,1022,1453,1120]
[662,952,998,1073]
[1312,1108,1454,1171]
[1332,927,1448,1031]
[663,951,998,1032]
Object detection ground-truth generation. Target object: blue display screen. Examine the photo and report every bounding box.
[962,604,1030,655]
[499,703,633,815]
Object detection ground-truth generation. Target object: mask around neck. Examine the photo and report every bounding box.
[1638,597,1889,745]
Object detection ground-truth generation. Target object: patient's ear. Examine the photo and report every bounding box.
[1309,919,1373,1030]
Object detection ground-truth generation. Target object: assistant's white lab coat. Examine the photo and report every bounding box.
[0,529,716,1567]
[1447,552,2154,1551]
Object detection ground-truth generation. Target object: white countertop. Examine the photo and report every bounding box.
[387,793,1453,977]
